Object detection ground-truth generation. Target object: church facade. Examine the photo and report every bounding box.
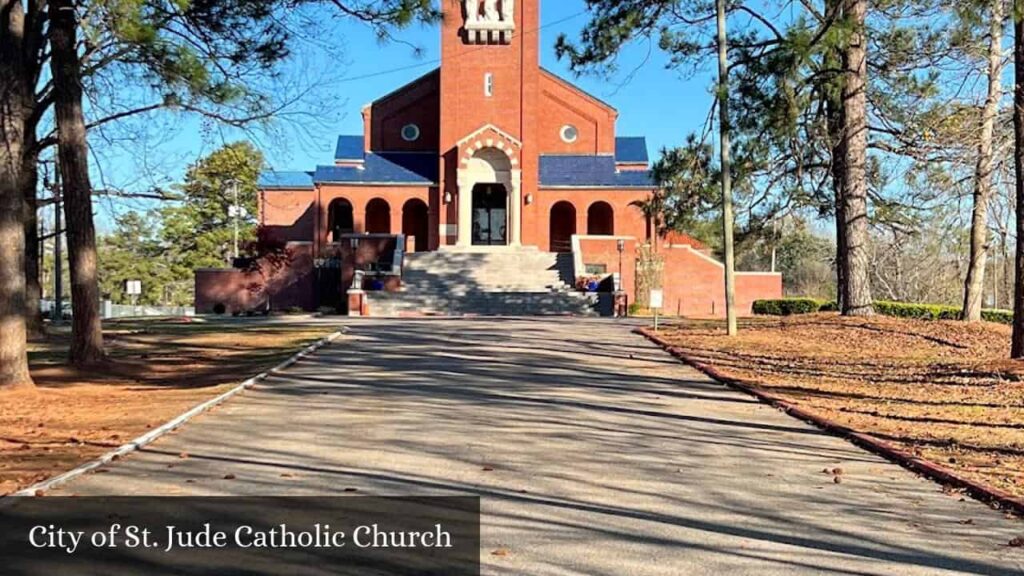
[259,0,654,252]
[196,0,782,316]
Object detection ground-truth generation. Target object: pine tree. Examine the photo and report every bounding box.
[51,0,106,366]
[0,0,35,388]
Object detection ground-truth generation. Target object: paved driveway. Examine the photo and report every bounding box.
[53,318,1024,575]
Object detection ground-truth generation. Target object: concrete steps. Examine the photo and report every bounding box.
[366,249,596,317]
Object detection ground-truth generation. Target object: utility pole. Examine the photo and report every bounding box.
[230,179,240,260]
[771,219,778,274]
[716,0,738,336]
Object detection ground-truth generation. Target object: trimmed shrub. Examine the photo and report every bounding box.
[871,301,1012,325]
[982,309,1014,324]
[873,301,959,321]
[755,298,1014,324]
[818,301,839,313]
[753,298,833,316]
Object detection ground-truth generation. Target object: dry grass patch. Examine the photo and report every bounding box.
[658,313,1024,498]
[0,318,334,495]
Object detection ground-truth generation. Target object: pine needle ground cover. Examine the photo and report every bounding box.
[656,314,1024,499]
[0,319,332,495]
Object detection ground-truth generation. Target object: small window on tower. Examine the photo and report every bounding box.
[401,124,421,142]
[485,73,494,97]
[561,125,579,144]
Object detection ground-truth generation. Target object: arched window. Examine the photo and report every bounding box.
[402,199,430,252]
[328,198,354,242]
[587,201,615,236]
[549,201,577,253]
[365,199,392,234]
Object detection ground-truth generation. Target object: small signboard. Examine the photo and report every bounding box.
[649,289,664,310]
[125,280,142,296]
[650,289,665,332]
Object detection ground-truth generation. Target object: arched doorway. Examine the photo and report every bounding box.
[402,199,430,252]
[588,201,615,236]
[549,201,576,252]
[460,147,517,247]
[366,198,391,234]
[328,198,354,242]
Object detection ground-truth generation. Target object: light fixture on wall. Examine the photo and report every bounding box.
[525,193,533,205]
[444,191,453,204]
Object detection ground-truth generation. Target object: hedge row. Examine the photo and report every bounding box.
[752,298,1013,325]
[751,298,834,316]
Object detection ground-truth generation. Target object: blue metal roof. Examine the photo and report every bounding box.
[334,135,365,161]
[615,137,649,164]
[258,171,315,190]
[314,153,437,185]
[540,155,653,188]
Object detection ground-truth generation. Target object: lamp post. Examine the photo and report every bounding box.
[44,162,64,326]
[617,239,625,292]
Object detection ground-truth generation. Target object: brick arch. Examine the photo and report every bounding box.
[402,198,430,252]
[549,201,577,252]
[587,201,615,236]
[457,124,522,169]
[327,198,355,242]
[365,198,392,234]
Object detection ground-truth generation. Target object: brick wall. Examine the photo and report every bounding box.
[575,238,782,318]
[659,245,782,317]
[195,243,315,314]
[538,71,617,156]
[260,189,316,243]
[364,71,440,153]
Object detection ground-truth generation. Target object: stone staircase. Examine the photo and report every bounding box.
[365,248,597,317]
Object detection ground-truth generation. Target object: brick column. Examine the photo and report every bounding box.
[510,169,522,246]
[457,173,472,247]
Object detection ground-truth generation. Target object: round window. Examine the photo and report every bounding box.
[401,124,421,142]
[560,125,579,143]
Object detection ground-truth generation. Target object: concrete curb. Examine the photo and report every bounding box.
[636,327,1024,517]
[4,329,345,499]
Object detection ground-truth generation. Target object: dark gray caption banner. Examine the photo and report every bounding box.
[0,496,480,576]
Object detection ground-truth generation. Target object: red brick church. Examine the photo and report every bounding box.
[195,0,781,317]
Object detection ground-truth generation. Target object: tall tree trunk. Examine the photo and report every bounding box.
[1012,2,1024,357]
[0,0,36,388]
[964,0,1005,322]
[50,0,105,366]
[829,96,847,309]
[716,0,738,336]
[841,0,874,316]
[826,0,847,310]
[22,135,42,337]
[21,0,45,339]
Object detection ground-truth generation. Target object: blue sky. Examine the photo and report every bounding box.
[94,0,719,225]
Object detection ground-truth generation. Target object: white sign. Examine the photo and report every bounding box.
[649,289,664,310]
[126,280,142,296]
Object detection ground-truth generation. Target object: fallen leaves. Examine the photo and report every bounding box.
[660,315,1024,500]
[0,322,333,496]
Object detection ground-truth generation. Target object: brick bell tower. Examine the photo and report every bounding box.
[438,0,540,248]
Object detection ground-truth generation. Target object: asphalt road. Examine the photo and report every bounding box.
[50,318,1024,575]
